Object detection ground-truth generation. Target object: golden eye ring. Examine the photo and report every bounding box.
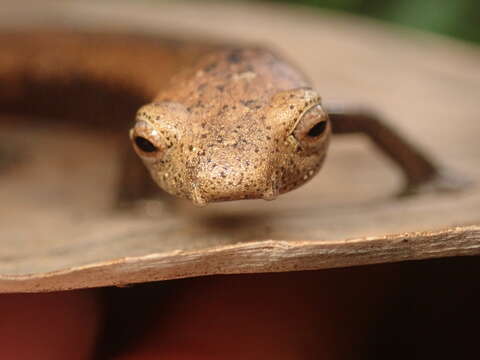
[130,122,163,158]
[292,104,330,150]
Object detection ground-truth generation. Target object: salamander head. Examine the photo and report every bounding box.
[130,48,331,206]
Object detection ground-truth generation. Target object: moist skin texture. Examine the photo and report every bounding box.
[2,30,450,207]
[0,31,330,206]
[131,48,331,206]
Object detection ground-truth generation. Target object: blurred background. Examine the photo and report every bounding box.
[266,0,480,44]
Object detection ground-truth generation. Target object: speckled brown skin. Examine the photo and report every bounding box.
[1,30,460,207]
[131,48,330,205]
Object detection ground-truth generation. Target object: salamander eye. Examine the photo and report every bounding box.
[307,121,327,138]
[134,136,158,153]
[130,122,164,158]
[293,104,330,151]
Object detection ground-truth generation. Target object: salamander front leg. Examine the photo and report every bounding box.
[324,103,471,196]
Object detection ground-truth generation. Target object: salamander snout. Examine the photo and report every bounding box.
[185,148,281,206]
[131,89,331,205]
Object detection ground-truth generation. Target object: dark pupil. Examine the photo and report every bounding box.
[307,121,327,137]
[135,136,157,153]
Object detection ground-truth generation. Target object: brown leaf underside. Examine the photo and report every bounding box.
[0,1,479,292]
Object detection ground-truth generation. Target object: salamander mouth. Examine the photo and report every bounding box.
[187,173,279,206]
[189,191,270,206]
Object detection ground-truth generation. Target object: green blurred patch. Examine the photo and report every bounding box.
[265,0,480,44]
